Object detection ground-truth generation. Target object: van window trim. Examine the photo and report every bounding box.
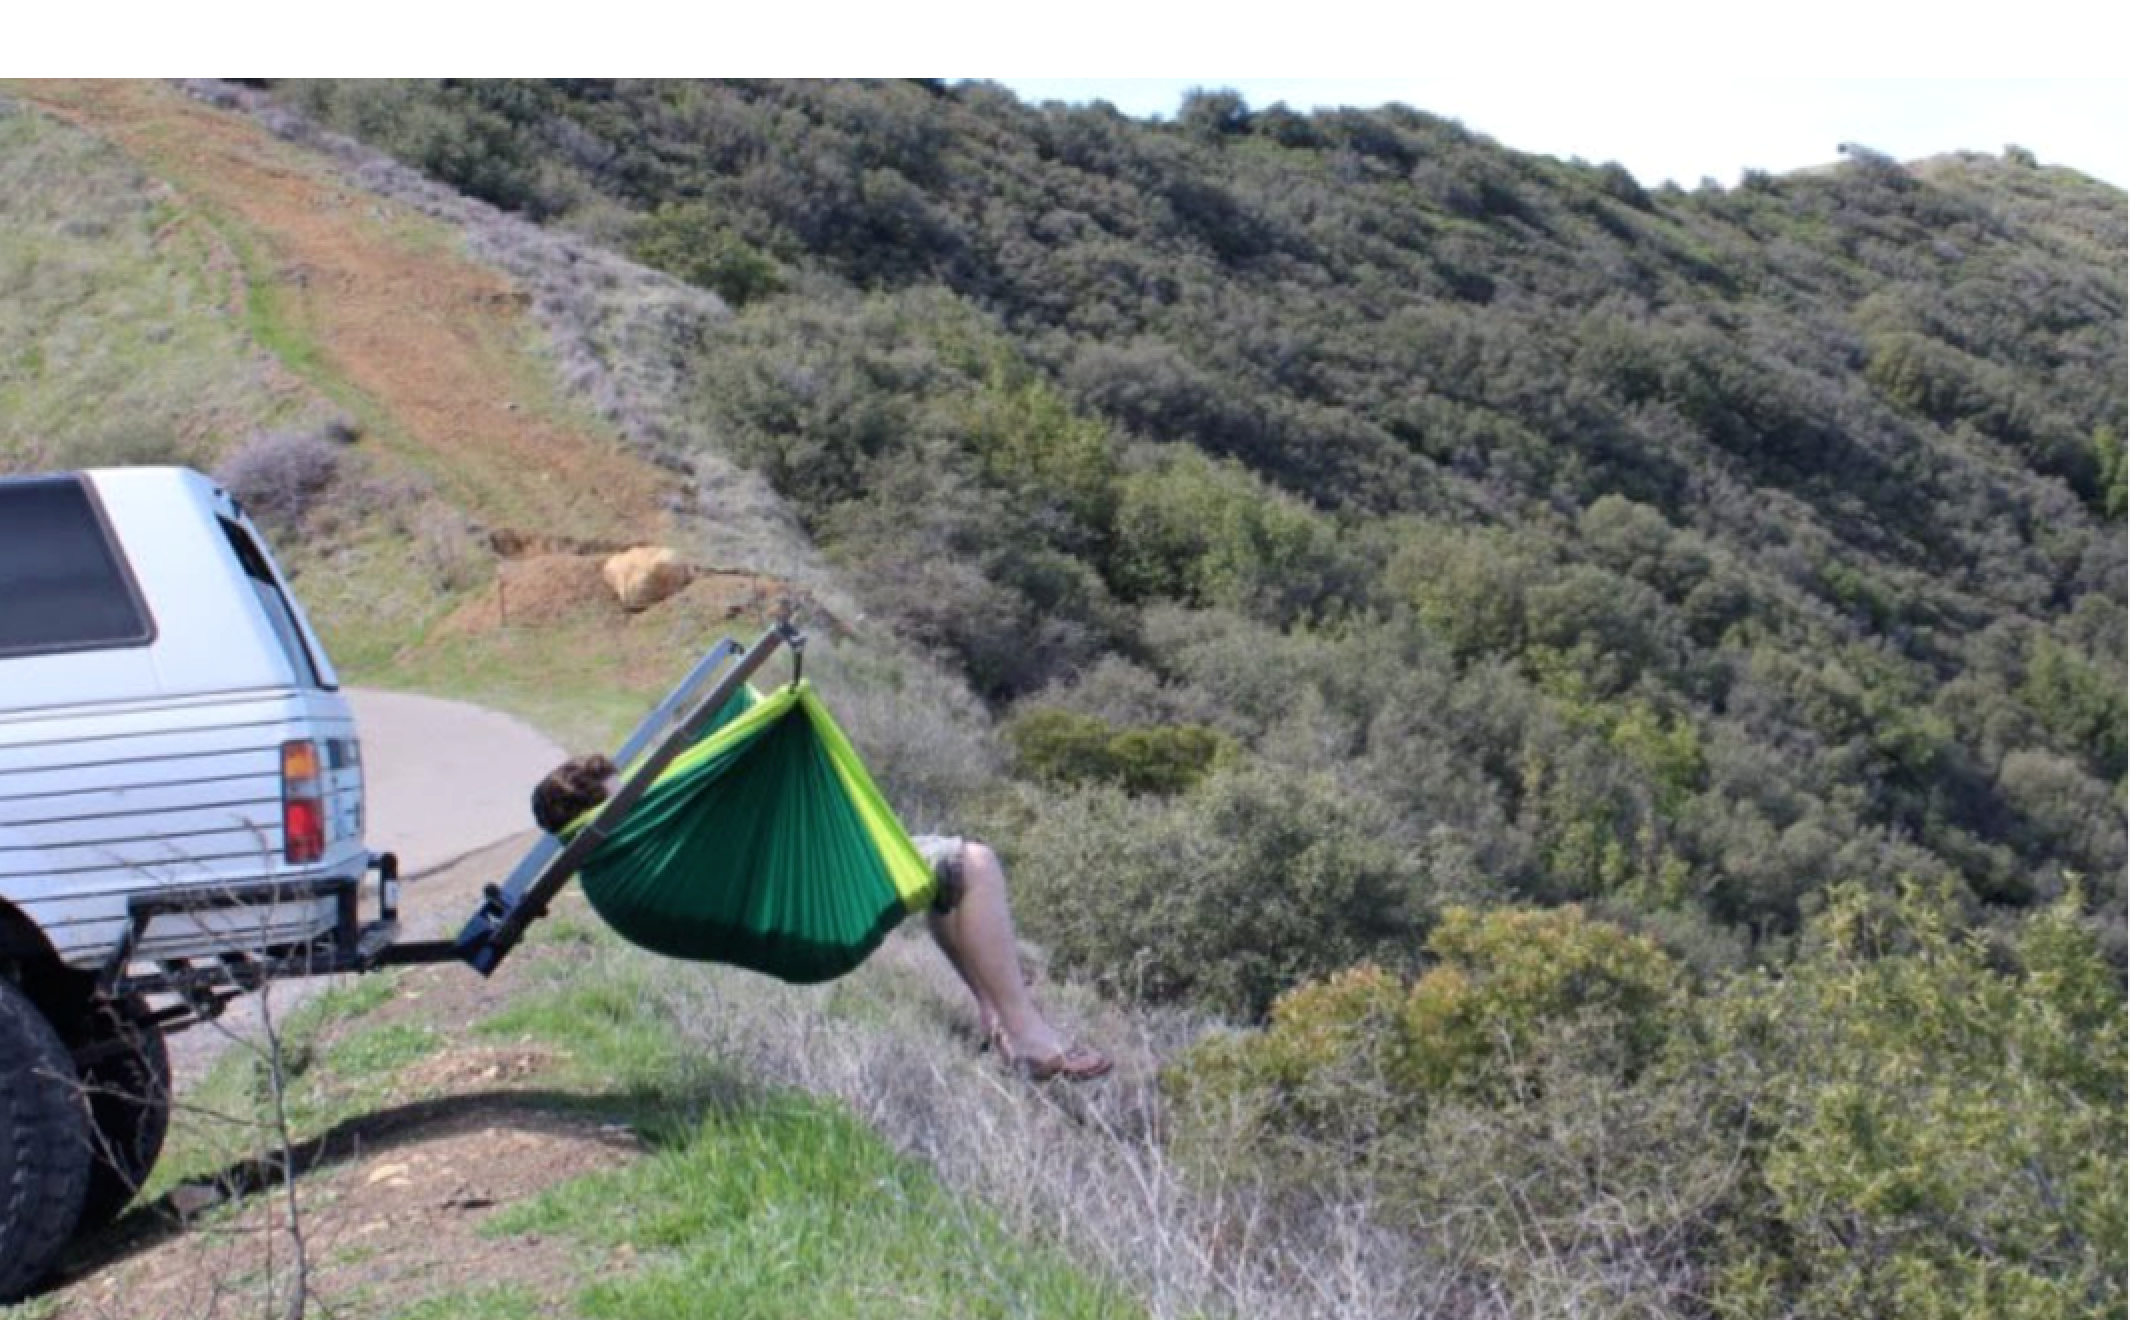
[217,515,328,691]
[0,473,159,660]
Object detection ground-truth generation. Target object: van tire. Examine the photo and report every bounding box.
[74,997,172,1233]
[0,978,90,1303]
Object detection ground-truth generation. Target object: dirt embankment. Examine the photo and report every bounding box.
[16,79,679,548]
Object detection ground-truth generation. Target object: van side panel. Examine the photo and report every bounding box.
[0,650,165,717]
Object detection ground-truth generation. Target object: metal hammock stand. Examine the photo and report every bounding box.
[380,621,806,977]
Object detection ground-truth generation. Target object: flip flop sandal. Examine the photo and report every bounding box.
[1021,1042,1113,1083]
[995,1030,1112,1083]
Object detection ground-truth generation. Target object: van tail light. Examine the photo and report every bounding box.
[282,739,325,864]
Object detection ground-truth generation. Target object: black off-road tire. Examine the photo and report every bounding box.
[73,996,172,1233]
[1,978,91,1303]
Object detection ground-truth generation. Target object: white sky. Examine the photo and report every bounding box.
[14,4,2128,194]
[990,79,2128,191]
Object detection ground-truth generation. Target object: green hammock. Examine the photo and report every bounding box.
[559,680,937,984]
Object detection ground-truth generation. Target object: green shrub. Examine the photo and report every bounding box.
[1522,562,1683,693]
[1005,708,1227,796]
[1175,905,1685,1138]
[954,369,1119,554]
[1171,889,2126,1316]
[825,456,1122,699]
[1177,87,1251,140]
[1407,905,1683,1086]
[1172,963,1413,1144]
[631,200,785,306]
[285,80,551,215]
[2021,632,2127,776]
[1701,884,2126,1320]
[2095,425,2126,517]
[1107,448,1352,625]
[1005,763,1422,1020]
[1383,520,1546,662]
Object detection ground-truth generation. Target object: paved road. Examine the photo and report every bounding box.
[346,689,567,880]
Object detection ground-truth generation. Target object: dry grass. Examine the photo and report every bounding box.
[0,94,330,476]
[657,934,1467,1320]
[661,934,1738,1318]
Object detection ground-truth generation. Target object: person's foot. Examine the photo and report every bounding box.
[1017,1041,1112,1083]
[991,1024,1112,1082]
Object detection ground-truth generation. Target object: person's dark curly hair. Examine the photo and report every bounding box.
[531,754,619,834]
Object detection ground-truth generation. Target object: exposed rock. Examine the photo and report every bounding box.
[603,546,692,611]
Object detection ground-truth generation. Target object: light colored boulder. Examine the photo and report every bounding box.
[602,546,692,611]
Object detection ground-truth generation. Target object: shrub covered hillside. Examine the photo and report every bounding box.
[280,79,2125,958]
[259,81,2119,1315]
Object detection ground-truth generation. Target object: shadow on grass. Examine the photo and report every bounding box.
[53,1074,760,1285]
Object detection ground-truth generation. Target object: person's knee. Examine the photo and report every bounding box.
[961,841,1001,884]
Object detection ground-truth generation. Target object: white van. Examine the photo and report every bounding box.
[1,467,385,1299]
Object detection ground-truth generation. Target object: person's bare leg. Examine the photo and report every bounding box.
[925,906,1000,1042]
[925,843,1069,1062]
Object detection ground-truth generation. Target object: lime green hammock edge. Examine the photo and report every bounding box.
[561,681,937,984]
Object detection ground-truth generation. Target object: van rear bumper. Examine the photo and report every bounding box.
[108,853,405,1027]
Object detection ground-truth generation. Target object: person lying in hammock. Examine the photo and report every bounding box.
[532,754,1113,1083]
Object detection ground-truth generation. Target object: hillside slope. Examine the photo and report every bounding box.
[15,80,677,540]
[3,80,2123,1320]
[269,79,2127,958]
[4,82,1141,1320]
[4,80,854,747]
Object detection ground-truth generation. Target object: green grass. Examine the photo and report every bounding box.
[469,924,1142,1318]
[0,100,311,473]
[323,1019,443,1083]
[226,216,329,386]
[473,931,726,1123]
[191,130,437,482]
[389,1284,550,1320]
[476,930,1139,1319]
[489,1097,1140,1320]
[141,971,408,1202]
[303,969,403,1022]
[360,616,667,753]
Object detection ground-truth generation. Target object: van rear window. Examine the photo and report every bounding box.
[219,517,324,689]
[0,476,155,657]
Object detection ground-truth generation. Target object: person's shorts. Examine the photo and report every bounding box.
[913,834,965,913]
